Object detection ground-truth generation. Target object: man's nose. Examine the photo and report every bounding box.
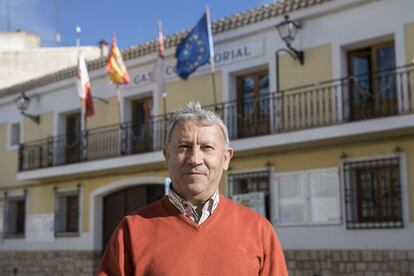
[187,147,203,165]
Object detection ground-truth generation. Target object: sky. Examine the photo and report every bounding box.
[1,0,275,50]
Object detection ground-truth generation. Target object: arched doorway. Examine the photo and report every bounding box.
[102,184,164,251]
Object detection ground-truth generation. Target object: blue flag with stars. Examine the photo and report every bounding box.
[175,13,212,80]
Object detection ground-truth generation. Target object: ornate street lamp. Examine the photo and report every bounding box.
[276,15,304,64]
[275,15,305,93]
[15,92,40,124]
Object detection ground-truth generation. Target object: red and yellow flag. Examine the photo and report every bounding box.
[105,34,130,84]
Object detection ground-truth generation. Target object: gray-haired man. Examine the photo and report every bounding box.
[98,102,287,276]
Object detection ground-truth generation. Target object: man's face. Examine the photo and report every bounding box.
[163,120,233,205]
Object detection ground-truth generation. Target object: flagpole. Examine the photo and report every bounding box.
[206,7,218,107]
[157,21,167,118]
[76,26,86,131]
[162,93,167,117]
[76,26,87,160]
[116,84,122,123]
[114,83,122,160]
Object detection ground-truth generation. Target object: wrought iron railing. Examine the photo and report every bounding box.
[18,64,414,171]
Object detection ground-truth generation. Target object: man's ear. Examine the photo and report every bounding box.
[223,147,234,171]
[162,145,169,168]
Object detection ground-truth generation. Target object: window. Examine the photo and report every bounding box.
[65,112,81,164]
[348,41,396,120]
[4,195,26,238]
[275,168,340,225]
[9,122,21,148]
[130,97,153,153]
[343,157,403,229]
[236,70,270,138]
[228,170,271,219]
[55,190,80,236]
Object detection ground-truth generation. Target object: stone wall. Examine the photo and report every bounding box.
[286,250,414,276]
[0,251,100,276]
[0,249,413,275]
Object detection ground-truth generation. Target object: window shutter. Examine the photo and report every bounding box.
[5,200,18,235]
[54,194,66,234]
[55,190,80,235]
[277,173,307,224]
[308,170,340,223]
[4,200,10,235]
[66,194,79,232]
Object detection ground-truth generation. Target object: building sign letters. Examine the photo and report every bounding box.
[133,39,264,86]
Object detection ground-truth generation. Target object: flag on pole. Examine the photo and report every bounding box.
[105,34,130,84]
[175,12,213,80]
[157,21,165,59]
[153,21,166,95]
[77,54,94,117]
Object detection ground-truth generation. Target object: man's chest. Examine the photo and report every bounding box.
[130,223,263,276]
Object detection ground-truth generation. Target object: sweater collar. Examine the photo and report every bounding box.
[167,186,219,225]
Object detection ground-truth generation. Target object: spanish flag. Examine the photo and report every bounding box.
[105,34,130,84]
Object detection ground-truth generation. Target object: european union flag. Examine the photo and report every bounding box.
[175,13,212,80]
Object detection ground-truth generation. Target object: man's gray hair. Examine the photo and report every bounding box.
[165,102,230,149]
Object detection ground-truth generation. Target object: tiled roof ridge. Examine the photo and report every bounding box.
[0,0,330,98]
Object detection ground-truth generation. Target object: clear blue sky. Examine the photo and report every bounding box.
[1,0,274,49]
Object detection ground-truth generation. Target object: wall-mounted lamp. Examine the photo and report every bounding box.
[275,15,305,93]
[276,15,304,65]
[15,92,40,124]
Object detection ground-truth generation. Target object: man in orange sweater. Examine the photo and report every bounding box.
[98,102,288,275]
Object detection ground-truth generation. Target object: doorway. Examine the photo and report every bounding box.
[102,184,164,252]
[65,112,81,163]
[348,41,396,120]
[236,70,270,138]
[131,97,153,153]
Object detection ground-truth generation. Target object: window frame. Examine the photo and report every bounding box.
[3,193,26,239]
[228,168,272,220]
[273,167,342,227]
[7,121,23,151]
[54,188,81,237]
[236,69,269,100]
[347,40,397,120]
[130,96,154,153]
[234,69,271,138]
[341,155,404,230]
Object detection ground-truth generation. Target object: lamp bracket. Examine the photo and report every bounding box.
[21,112,40,124]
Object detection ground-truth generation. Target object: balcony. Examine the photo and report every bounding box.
[19,64,414,172]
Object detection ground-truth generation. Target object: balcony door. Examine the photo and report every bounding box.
[102,184,164,253]
[236,70,270,138]
[65,112,81,163]
[131,97,153,154]
[348,42,396,120]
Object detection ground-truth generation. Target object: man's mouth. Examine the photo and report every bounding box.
[183,171,206,176]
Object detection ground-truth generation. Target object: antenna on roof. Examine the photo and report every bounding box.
[55,0,61,45]
[76,26,81,47]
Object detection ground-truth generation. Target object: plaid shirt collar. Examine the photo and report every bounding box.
[167,186,219,225]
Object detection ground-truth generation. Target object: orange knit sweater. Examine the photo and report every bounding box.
[98,195,288,276]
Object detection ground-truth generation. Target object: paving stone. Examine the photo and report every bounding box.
[362,250,374,261]
[349,250,361,261]
[374,251,385,262]
[355,262,367,271]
